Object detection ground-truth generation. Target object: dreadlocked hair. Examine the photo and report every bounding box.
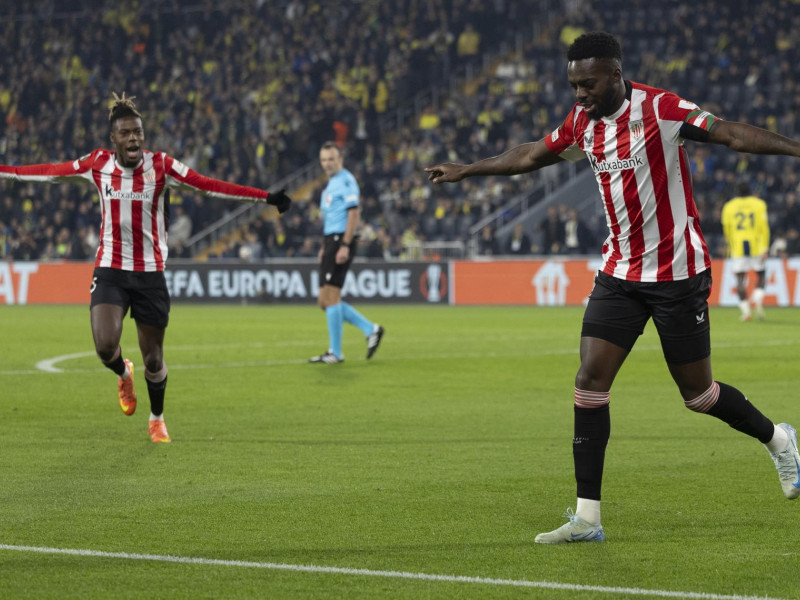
[567,32,622,63]
[108,91,141,125]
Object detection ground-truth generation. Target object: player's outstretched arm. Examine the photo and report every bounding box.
[165,157,291,213]
[425,139,562,184]
[0,155,95,184]
[706,120,800,158]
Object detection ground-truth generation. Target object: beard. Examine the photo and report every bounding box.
[590,86,621,119]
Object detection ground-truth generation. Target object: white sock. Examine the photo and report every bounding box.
[765,424,789,453]
[576,497,601,525]
[739,299,751,318]
[751,288,765,310]
[149,413,164,422]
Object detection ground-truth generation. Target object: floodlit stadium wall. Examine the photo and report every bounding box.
[2,259,800,307]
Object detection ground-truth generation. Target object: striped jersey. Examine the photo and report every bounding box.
[545,80,718,282]
[0,149,270,271]
[721,195,769,258]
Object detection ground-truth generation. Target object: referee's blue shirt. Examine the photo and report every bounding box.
[321,168,360,235]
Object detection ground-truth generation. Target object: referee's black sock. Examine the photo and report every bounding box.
[146,375,168,417]
[708,381,774,443]
[573,405,611,501]
[102,347,127,377]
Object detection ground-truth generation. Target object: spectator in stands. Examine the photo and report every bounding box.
[505,223,532,255]
[456,23,481,59]
[0,220,9,258]
[283,211,311,257]
[785,228,800,255]
[270,218,290,257]
[167,205,193,252]
[563,208,593,254]
[361,195,383,224]
[238,230,264,263]
[295,235,318,259]
[540,205,565,255]
[400,220,424,260]
[362,223,397,259]
[477,225,500,256]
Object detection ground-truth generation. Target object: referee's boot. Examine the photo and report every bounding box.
[309,350,344,364]
[366,325,385,359]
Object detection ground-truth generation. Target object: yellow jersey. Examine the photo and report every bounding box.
[721,195,770,258]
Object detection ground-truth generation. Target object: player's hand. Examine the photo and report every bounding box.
[424,163,467,184]
[267,189,291,214]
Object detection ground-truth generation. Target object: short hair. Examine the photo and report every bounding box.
[736,180,751,196]
[567,32,622,63]
[108,91,142,127]
[320,140,342,155]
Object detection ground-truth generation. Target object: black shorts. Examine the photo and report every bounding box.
[318,234,358,288]
[90,267,171,329]
[581,270,711,364]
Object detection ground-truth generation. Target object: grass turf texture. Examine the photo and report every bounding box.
[1,304,799,600]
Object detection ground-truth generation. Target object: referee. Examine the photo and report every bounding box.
[309,142,384,364]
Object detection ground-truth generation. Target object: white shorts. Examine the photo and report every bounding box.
[731,255,766,274]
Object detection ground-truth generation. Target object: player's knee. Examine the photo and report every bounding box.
[145,362,168,382]
[94,338,118,362]
[95,346,116,363]
[142,354,163,374]
[574,367,608,391]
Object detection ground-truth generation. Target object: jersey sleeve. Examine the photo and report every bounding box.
[656,92,719,145]
[0,150,98,184]
[343,172,360,209]
[756,200,770,254]
[720,200,736,248]
[544,107,586,162]
[720,201,734,245]
[163,154,269,203]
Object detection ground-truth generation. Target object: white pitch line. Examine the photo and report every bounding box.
[0,544,788,600]
[1,338,797,377]
[35,351,96,373]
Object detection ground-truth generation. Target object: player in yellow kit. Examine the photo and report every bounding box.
[721,181,770,320]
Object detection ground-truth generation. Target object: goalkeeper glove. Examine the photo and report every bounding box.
[267,189,291,214]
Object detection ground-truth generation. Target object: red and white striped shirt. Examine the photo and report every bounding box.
[0,149,271,272]
[545,80,717,282]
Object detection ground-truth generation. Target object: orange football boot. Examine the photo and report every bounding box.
[118,359,137,416]
[149,419,171,443]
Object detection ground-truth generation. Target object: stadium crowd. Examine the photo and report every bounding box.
[2,0,800,262]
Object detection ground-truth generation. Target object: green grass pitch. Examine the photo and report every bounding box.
[1,304,799,599]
